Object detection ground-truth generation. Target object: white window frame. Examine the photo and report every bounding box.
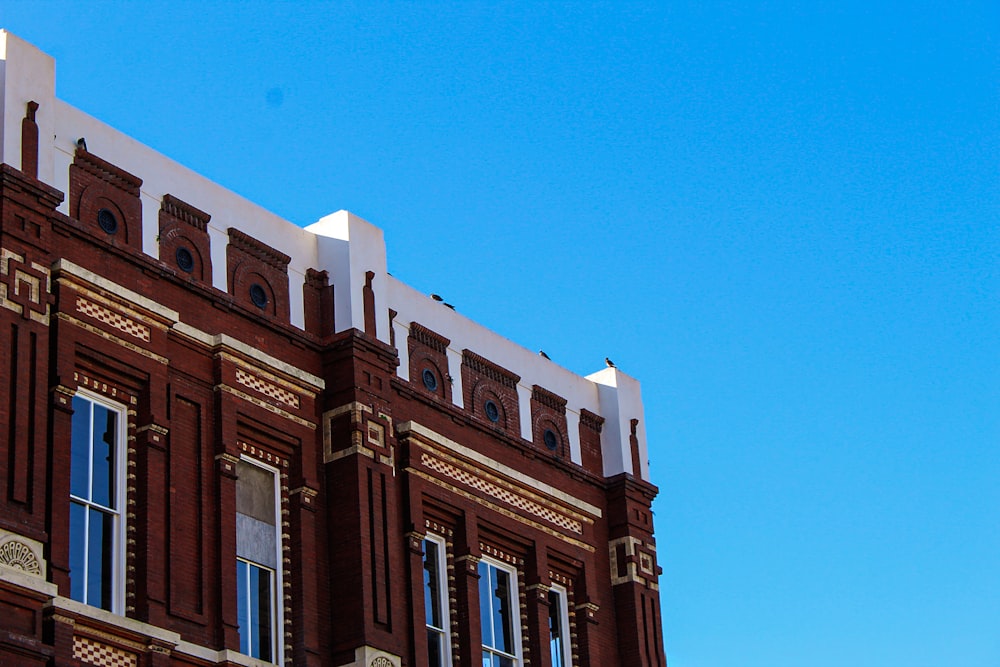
[548,584,573,667]
[479,556,522,667]
[423,533,452,666]
[235,455,284,665]
[68,389,126,614]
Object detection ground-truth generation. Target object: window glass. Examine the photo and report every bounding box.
[68,393,122,613]
[548,586,571,667]
[236,459,280,663]
[423,536,451,666]
[479,559,519,666]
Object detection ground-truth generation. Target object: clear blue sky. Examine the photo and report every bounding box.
[5,2,997,665]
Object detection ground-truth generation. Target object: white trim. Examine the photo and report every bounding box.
[548,584,573,667]
[236,455,284,665]
[478,556,522,666]
[69,389,127,615]
[422,533,452,666]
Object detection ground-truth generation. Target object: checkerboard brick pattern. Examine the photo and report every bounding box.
[72,636,137,667]
[421,452,582,534]
[235,368,300,408]
[75,296,150,342]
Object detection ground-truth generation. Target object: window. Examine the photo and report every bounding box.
[69,391,125,612]
[548,585,572,667]
[236,458,282,663]
[423,535,451,666]
[479,558,521,667]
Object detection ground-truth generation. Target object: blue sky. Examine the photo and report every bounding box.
[5,2,998,665]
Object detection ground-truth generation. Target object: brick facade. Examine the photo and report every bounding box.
[0,31,665,667]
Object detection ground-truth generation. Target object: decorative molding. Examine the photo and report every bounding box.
[227,227,290,272]
[215,384,316,429]
[422,452,583,534]
[409,321,450,353]
[0,538,42,575]
[579,409,605,433]
[160,194,210,231]
[462,349,520,388]
[397,421,602,518]
[305,267,329,289]
[76,296,151,342]
[235,367,300,409]
[410,468,595,553]
[479,542,524,567]
[532,385,568,412]
[0,247,52,324]
[73,634,138,667]
[608,536,659,590]
[73,147,142,196]
[57,313,168,365]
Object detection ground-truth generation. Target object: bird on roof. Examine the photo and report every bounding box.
[605,357,615,368]
[538,350,550,359]
[431,294,443,301]
[76,137,87,151]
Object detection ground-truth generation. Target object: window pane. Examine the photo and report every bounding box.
[492,567,512,654]
[251,564,273,661]
[427,628,443,666]
[90,403,117,508]
[69,501,86,602]
[424,540,442,628]
[70,397,91,499]
[237,560,250,656]
[87,507,114,610]
[549,589,565,667]
[478,561,494,647]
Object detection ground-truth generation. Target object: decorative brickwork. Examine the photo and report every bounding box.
[69,147,143,252]
[409,322,451,402]
[0,539,41,574]
[158,194,212,281]
[421,452,583,534]
[462,349,520,436]
[0,34,663,667]
[226,227,290,321]
[0,247,51,324]
[531,385,570,459]
[72,636,137,667]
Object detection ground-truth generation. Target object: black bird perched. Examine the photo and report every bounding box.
[76,137,87,151]
[538,350,550,360]
[605,357,615,368]
[431,294,443,301]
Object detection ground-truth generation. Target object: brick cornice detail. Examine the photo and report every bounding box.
[532,385,567,413]
[409,321,450,353]
[73,147,142,195]
[305,268,329,289]
[462,349,520,388]
[0,163,64,208]
[227,227,290,272]
[160,194,210,231]
[579,409,605,433]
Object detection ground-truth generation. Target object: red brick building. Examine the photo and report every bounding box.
[0,31,664,667]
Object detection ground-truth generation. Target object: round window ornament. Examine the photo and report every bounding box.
[97,208,118,234]
[249,283,268,309]
[175,246,195,273]
[421,368,438,391]
[543,428,559,451]
[484,399,500,423]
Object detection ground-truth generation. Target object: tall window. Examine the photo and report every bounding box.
[479,558,521,667]
[548,585,572,667]
[69,392,125,612]
[423,535,451,666]
[236,458,282,663]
